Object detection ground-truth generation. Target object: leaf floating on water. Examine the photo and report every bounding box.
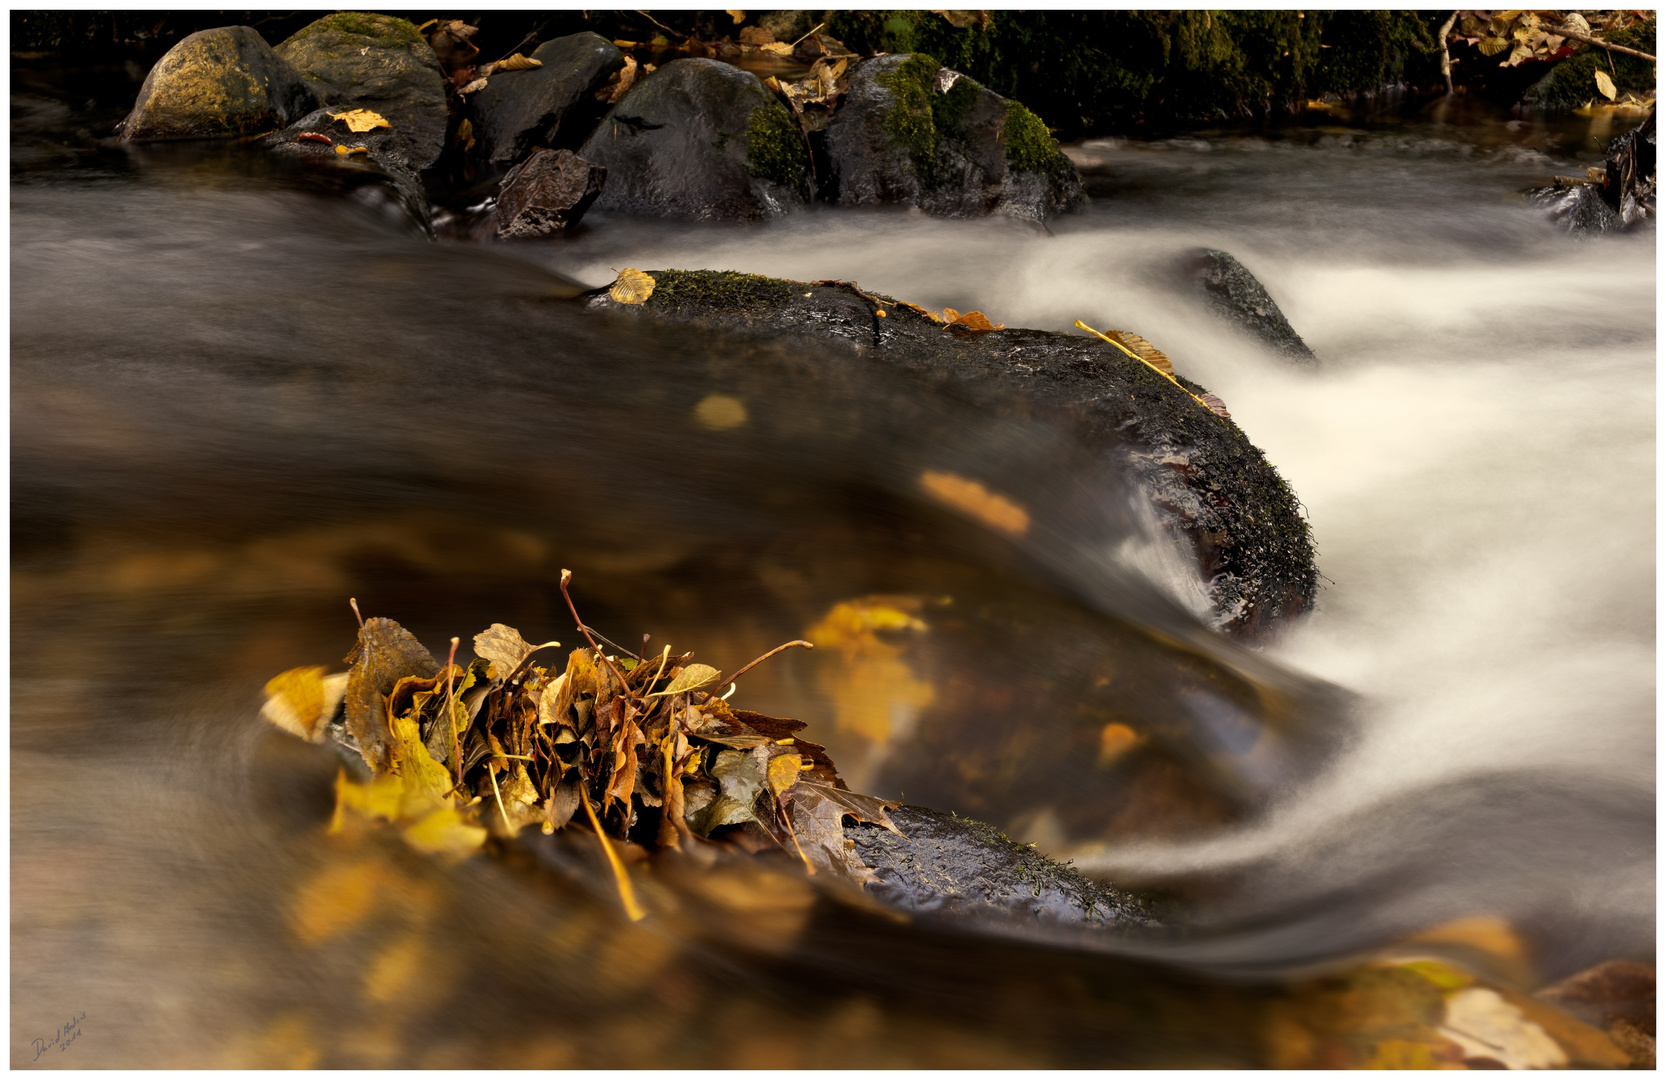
[261,666,346,743]
[455,117,475,151]
[328,108,391,133]
[919,469,1031,536]
[609,268,656,305]
[402,804,488,857]
[693,394,748,430]
[1595,69,1618,101]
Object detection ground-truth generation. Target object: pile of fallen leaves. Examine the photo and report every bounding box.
[262,571,900,919]
[1450,10,1651,68]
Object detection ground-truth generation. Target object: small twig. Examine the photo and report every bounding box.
[559,569,634,698]
[1437,11,1458,94]
[349,597,364,628]
[487,759,514,833]
[724,640,814,687]
[445,637,463,790]
[1551,24,1655,63]
[634,9,688,40]
[788,21,826,50]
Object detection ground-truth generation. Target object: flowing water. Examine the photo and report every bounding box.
[11,64,1654,1067]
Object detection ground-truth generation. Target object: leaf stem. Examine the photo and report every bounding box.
[724,639,814,687]
[580,782,646,921]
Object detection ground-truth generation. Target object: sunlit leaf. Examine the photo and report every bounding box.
[726,10,746,23]
[609,268,656,305]
[1595,69,1618,101]
[261,666,345,743]
[402,803,488,856]
[333,144,370,157]
[919,469,1030,535]
[659,662,722,695]
[1479,36,1510,56]
[474,622,536,677]
[767,752,803,798]
[328,108,391,133]
[1438,988,1568,1069]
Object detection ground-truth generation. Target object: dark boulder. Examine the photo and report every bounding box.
[118,25,317,141]
[494,149,607,238]
[263,112,435,236]
[577,58,810,221]
[466,33,625,164]
[1185,249,1317,364]
[586,270,1317,639]
[273,12,447,169]
[823,53,1086,221]
[848,805,1158,930]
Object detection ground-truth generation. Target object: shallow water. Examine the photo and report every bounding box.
[10,68,1654,1067]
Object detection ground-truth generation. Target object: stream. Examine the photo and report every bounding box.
[11,61,1655,1067]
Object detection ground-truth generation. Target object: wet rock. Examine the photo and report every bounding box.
[118,25,318,141]
[587,270,1318,639]
[273,12,447,170]
[1536,960,1656,1069]
[847,805,1158,930]
[823,53,1086,221]
[466,33,625,164]
[1185,249,1317,364]
[494,149,607,238]
[577,58,810,221]
[1597,110,1656,223]
[263,116,435,237]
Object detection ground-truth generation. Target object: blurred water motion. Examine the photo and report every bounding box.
[12,66,1653,1067]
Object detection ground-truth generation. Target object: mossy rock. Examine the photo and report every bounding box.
[1524,20,1657,108]
[119,25,318,141]
[274,12,447,169]
[589,269,1317,638]
[824,53,1085,221]
[577,59,809,221]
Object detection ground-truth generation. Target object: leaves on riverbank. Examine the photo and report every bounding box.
[329,109,391,134]
[1451,10,1653,68]
[262,573,904,919]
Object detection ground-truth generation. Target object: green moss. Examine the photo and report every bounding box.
[647,270,798,315]
[287,12,422,48]
[1002,101,1062,173]
[875,52,944,175]
[743,103,807,189]
[1524,18,1656,107]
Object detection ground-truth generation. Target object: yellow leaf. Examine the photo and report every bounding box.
[1106,330,1174,375]
[290,858,387,944]
[334,144,370,157]
[609,267,655,305]
[727,9,746,24]
[391,710,453,801]
[261,666,345,743]
[761,41,795,55]
[402,803,487,856]
[493,52,543,72]
[1595,69,1618,101]
[693,394,747,430]
[1438,988,1568,1069]
[328,108,391,133]
[330,768,404,832]
[1097,722,1144,766]
[919,469,1030,536]
[457,117,474,150]
[657,662,722,695]
[767,752,803,798]
[1478,36,1510,55]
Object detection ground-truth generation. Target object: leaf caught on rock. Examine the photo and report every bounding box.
[596,55,640,104]
[328,108,391,133]
[457,77,488,96]
[941,308,1005,332]
[491,53,543,72]
[609,268,656,305]
[334,144,370,157]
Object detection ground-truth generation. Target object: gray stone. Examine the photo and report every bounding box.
[274,12,447,169]
[577,58,810,221]
[119,25,317,141]
[466,33,624,164]
[495,149,607,238]
[1185,249,1317,364]
[823,53,1086,221]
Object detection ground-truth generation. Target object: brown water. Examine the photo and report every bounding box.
[11,64,1654,1067]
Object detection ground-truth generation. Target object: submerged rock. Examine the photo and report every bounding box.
[587,270,1317,638]
[847,805,1157,930]
[118,25,317,141]
[494,149,607,238]
[823,53,1086,221]
[577,58,810,221]
[466,33,625,164]
[273,12,448,170]
[1185,249,1317,364]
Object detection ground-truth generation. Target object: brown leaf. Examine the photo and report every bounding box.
[930,10,991,30]
[760,41,795,55]
[473,622,536,677]
[688,748,768,835]
[1106,330,1174,375]
[784,779,901,883]
[343,617,439,774]
[738,25,776,45]
[944,308,1003,331]
[596,54,639,104]
[491,53,543,73]
[726,9,746,24]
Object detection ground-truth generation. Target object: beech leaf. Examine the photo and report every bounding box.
[1595,69,1618,101]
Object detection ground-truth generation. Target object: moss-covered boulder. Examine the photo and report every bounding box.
[118,25,318,141]
[577,58,809,221]
[466,32,625,164]
[1185,249,1317,365]
[273,12,447,169]
[587,270,1317,638]
[824,53,1085,221]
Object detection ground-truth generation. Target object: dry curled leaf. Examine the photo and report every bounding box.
[760,41,795,55]
[610,268,656,305]
[491,53,543,72]
[471,623,544,677]
[940,307,1005,332]
[328,108,391,133]
[596,55,639,104]
[456,76,488,96]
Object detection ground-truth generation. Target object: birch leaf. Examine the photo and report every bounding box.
[329,109,392,133]
[610,268,656,305]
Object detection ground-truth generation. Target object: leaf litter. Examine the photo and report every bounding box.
[263,571,901,920]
